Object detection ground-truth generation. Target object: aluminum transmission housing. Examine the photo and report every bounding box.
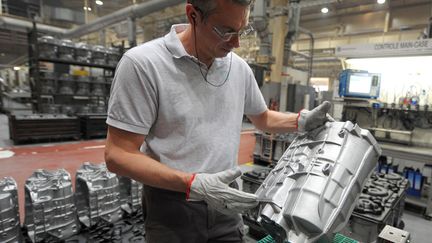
[24,169,79,242]
[256,121,381,243]
[75,162,123,227]
[0,177,22,243]
[118,176,143,214]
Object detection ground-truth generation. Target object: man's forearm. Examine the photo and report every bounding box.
[249,110,298,134]
[105,145,192,193]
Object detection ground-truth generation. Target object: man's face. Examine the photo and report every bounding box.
[195,0,250,59]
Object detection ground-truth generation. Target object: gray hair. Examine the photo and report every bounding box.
[187,0,252,21]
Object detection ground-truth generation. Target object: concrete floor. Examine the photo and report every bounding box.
[1,113,431,242]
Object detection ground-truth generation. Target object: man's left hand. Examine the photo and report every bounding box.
[297,101,335,132]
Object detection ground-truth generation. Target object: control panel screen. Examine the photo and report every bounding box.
[348,75,372,94]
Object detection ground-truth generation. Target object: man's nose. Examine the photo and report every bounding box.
[227,35,240,48]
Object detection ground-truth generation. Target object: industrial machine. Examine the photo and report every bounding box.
[254,121,381,243]
[339,69,381,99]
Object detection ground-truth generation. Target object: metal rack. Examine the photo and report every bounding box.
[27,22,119,115]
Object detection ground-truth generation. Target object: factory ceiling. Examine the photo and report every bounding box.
[0,0,431,67]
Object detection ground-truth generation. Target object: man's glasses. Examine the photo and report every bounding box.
[212,25,254,41]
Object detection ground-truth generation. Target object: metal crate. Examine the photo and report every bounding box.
[9,114,81,144]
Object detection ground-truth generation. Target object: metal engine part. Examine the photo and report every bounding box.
[75,76,91,96]
[91,76,106,96]
[106,47,120,66]
[0,177,23,243]
[58,74,74,95]
[75,42,92,63]
[24,169,79,243]
[40,72,56,94]
[37,35,58,59]
[255,121,381,243]
[92,45,107,65]
[75,162,123,227]
[118,176,143,214]
[58,39,75,60]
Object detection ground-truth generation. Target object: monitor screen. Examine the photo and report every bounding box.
[348,74,372,94]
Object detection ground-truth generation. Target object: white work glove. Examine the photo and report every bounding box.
[186,167,258,215]
[297,101,335,132]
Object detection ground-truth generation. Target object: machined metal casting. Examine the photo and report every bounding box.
[24,169,79,243]
[0,177,22,243]
[75,162,123,227]
[118,176,143,215]
[255,121,382,243]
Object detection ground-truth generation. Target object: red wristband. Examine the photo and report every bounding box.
[295,110,302,130]
[186,173,196,200]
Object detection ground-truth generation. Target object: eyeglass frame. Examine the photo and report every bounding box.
[212,24,254,41]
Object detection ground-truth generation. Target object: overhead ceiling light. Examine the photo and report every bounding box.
[95,0,103,5]
[13,66,21,71]
[83,6,92,11]
[377,0,386,4]
[321,7,329,14]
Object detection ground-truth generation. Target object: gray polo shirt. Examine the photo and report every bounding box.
[107,24,267,173]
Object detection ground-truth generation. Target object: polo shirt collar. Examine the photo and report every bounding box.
[164,24,190,59]
[164,24,231,69]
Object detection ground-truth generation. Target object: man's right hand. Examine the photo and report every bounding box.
[186,167,258,215]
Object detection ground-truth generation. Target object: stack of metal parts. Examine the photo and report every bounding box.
[92,106,106,114]
[58,39,76,61]
[8,114,81,144]
[255,121,381,243]
[36,36,121,65]
[77,105,92,114]
[91,76,106,96]
[24,169,80,242]
[75,76,91,96]
[40,72,56,94]
[107,47,121,66]
[340,172,409,242]
[58,74,75,95]
[75,43,92,63]
[253,132,297,165]
[0,177,23,243]
[92,46,108,65]
[119,177,143,215]
[37,36,58,59]
[75,162,123,228]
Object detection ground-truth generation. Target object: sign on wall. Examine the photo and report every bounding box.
[335,39,432,58]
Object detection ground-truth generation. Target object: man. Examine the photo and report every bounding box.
[105,0,332,242]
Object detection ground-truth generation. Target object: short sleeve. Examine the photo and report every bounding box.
[244,68,267,115]
[106,55,158,135]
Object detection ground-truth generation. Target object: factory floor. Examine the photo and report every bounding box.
[0,113,431,242]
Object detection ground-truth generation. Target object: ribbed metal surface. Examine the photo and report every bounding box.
[0,177,22,243]
[256,121,381,243]
[75,162,123,228]
[24,169,79,243]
